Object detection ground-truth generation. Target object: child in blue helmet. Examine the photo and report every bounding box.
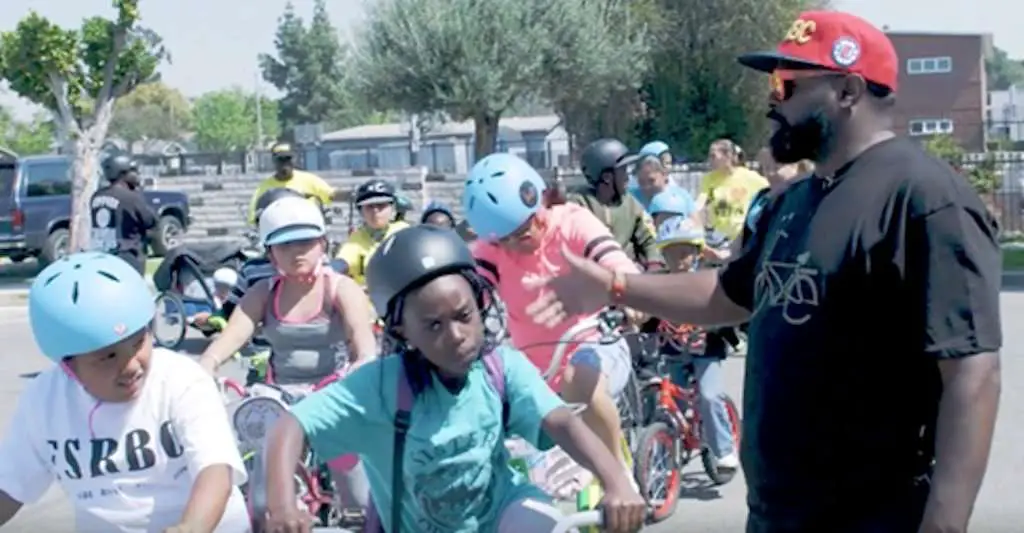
[463,153,644,492]
[647,188,698,229]
[420,200,456,228]
[0,253,248,532]
[629,143,694,211]
[639,141,672,168]
[652,218,739,471]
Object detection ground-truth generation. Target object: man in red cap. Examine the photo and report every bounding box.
[524,11,1001,533]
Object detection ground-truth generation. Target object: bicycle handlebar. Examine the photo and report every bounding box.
[552,510,603,532]
[543,308,628,381]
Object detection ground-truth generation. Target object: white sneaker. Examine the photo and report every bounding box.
[716,452,740,469]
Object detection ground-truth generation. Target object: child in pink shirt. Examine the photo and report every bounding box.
[464,153,640,479]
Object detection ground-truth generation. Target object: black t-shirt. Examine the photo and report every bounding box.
[90,184,157,267]
[719,138,1001,520]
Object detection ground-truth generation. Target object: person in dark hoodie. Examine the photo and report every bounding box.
[90,154,157,274]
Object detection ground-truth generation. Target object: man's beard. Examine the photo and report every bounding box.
[768,108,836,165]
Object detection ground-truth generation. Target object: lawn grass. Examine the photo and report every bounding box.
[1003,247,1024,271]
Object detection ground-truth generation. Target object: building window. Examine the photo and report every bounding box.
[907,56,953,74]
[908,119,954,136]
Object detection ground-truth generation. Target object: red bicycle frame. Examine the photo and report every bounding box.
[645,370,704,453]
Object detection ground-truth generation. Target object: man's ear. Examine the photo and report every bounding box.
[839,75,868,108]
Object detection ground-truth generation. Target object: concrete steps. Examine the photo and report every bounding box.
[159,166,704,242]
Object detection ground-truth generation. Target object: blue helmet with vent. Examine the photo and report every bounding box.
[463,153,547,241]
[639,141,670,158]
[29,252,156,363]
[648,189,693,217]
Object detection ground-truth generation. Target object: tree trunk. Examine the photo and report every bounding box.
[67,139,102,252]
[473,114,500,161]
[67,99,116,251]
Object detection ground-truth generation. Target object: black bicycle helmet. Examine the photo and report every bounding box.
[355,179,396,206]
[580,138,639,184]
[102,154,138,181]
[366,225,476,316]
[254,187,305,219]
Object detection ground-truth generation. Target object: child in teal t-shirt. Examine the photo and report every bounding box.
[262,225,645,533]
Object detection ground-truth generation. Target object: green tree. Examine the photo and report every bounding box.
[542,0,649,146]
[7,113,57,155]
[0,106,54,155]
[192,88,279,152]
[259,0,359,136]
[108,81,192,145]
[352,0,634,159]
[635,0,821,159]
[923,134,999,194]
[0,0,167,250]
[986,46,1024,92]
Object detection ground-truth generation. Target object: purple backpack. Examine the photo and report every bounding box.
[364,350,507,533]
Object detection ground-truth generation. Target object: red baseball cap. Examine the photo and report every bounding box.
[737,11,898,92]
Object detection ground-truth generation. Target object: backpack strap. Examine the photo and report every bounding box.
[390,363,413,533]
[366,362,414,533]
[481,349,509,431]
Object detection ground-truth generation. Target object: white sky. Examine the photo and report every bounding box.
[0,0,1018,119]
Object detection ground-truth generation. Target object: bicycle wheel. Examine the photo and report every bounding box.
[152,292,187,350]
[634,422,681,522]
[701,394,742,485]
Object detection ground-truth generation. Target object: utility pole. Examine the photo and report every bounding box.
[254,71,264,148]
[409,113,420,167]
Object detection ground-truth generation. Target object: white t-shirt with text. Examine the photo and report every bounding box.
[0,348,249,532]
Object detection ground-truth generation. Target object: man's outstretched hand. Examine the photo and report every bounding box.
[527,244,614,328]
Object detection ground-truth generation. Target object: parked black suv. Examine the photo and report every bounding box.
[0,153,191,265]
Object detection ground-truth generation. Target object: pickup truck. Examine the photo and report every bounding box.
[0,153,191,266]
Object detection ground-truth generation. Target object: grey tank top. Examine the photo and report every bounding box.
[261,272,349,386]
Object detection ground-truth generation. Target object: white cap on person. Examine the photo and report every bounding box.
[259,196,326,246]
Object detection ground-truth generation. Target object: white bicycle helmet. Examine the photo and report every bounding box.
[259,196,326,246]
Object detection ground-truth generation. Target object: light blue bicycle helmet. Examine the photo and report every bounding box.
[639,141,670,159]
[463,153,547,241]
[656,215,705,249]
[647,189,694,217]
[29,252,156,363]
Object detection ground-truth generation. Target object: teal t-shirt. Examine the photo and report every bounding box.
[291,346,564,533]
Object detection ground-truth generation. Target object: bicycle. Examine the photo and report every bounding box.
[225,370,356,529]
[511,308,676,527]
[635,324,742,515]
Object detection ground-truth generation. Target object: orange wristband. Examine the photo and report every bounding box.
[609,270,627,303]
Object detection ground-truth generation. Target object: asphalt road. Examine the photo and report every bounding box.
[0,292,1021,531]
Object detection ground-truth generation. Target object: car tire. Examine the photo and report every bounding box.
[39,228,70,267]
[151,215,184,257]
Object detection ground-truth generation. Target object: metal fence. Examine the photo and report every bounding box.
[130,139,573,177]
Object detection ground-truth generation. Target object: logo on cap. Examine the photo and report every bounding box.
[831,37,860,67]
[519,180,538,208]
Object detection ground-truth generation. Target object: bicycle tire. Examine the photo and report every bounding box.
[634,421,681,522]
[152,292,187,350]
[701,394,742,485]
